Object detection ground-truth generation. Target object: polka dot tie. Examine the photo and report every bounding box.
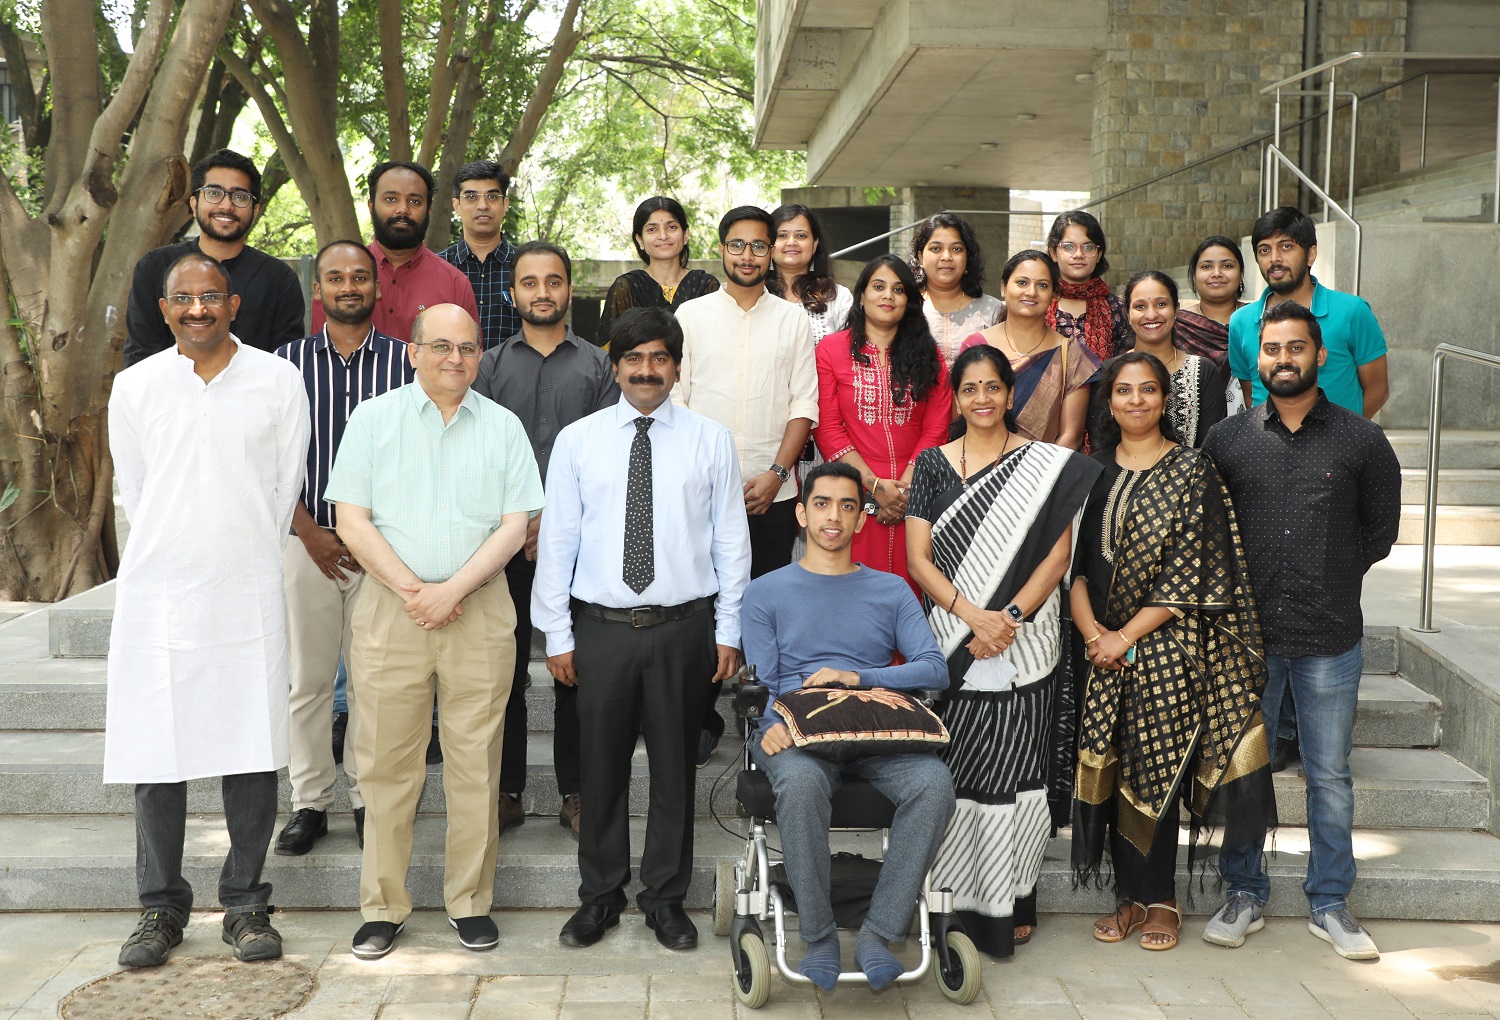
[623,416,655,595]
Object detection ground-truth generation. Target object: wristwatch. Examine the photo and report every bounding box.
[768,463,791,483]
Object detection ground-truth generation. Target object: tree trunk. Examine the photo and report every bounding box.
[378,0,412,162]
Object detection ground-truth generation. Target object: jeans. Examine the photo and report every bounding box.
[334,658,348,716]
[135,771,279,921]
[1218,642,1362,914]
[750,741,956,944]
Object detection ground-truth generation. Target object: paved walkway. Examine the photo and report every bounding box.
[8,909,1500,1018]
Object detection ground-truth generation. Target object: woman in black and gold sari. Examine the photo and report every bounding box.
[1070,351,1274,952]
[906,344,1101,959]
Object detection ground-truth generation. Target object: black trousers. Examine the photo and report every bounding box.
[135,771,278,920]
[1110,796,1182,906]
[574,603,716,910]
[500,555,581,797]
[702,498,797,739]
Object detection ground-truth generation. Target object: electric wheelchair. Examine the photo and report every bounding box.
[714,668,982,1008]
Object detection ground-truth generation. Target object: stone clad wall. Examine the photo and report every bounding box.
[1319,0,1409,204]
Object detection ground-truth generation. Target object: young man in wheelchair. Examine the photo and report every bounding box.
[740,460,955,991]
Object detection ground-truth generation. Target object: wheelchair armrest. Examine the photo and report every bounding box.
[732,679,770,720]
[915,687,949,708]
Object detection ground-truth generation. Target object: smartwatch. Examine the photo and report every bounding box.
[1003,603,1025,624]
[769,463,791,483]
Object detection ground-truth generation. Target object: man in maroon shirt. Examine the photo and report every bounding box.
[311,161,479,342]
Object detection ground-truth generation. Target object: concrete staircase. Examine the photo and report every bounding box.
[5,584,1500,920]
[1385,429,1500,545]
[1354,151,1496,224]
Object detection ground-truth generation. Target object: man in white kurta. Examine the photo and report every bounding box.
[106,252,310,968]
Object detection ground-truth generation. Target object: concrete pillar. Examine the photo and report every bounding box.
[888,186,1010,277]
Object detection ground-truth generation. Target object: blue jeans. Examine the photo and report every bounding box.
[750,741,955,944]
[1218,642,1362,914]
[333,657,348,715]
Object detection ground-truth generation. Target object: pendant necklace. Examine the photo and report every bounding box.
[960,428,1011,488]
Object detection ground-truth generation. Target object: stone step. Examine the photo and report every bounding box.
[1357,151,1499,199]
[6,812,1500,921]
[0,730,750,820]
[1352,672,1441,748]
[1385,430,1500,471]
[1397,504,1500,545]
[1272,747,1488,829]
[1354,182,1493,221]
[1401,467,1500,506]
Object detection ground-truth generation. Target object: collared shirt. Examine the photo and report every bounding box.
[471,327,621,481]
[438,236,520,349]
[531,395,751,655]
[1228,276,1388,413]
[324,383,545,582]
[275,327,414,529]
[1201,390,1401,657]
[674,289,818,501]
[310,241,480,342]
[125,241,306,366]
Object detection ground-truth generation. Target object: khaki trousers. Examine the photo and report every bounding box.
[350,576,515,921]
[284,534,364,811]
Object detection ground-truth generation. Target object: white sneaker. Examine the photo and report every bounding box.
[1202,892,1265,948]
[1309,908,1379,960]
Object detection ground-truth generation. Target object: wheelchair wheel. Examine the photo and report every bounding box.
[713,859,735,936]
[734,931,771,1009]
[936,930,982,1004]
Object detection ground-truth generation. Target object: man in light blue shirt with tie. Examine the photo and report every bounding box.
[533,306,752,952]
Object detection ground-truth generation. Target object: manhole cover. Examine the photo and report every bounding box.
[60,958,315,1020]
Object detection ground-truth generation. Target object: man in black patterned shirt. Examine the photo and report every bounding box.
[1200,300,1400,962]
[439,160,521,349]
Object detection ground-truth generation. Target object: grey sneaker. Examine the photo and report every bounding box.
[1309,908,1379,960]
[1202,892,1265,948]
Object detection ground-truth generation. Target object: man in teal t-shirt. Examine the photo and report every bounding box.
[1228,206,1389,417]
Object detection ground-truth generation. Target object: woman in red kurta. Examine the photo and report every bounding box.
[814,254,951,592]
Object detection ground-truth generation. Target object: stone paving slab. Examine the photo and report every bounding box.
[8,911,1500,1019]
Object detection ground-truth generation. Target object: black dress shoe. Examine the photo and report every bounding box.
[274,808,328,856]
[559,903,620,947]
[644,903,698,950]
[353,807,365,849]
[426,725,443,765]
[1271,736,1300,774]
[331,711,348,765]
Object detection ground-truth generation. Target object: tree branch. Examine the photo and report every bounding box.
[218,46,314,196]
[81,0,174,190]
[38,0,104,218]
[378,0,412,161]
[415,7,459,167]
[496,0,585,175]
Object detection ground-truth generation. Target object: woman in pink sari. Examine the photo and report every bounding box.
[814,254,951,591]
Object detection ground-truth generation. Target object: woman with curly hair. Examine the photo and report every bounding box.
[768,203,853,342]
[813,255,951,591]
[596,196,719,346]
[910,213,1001,367]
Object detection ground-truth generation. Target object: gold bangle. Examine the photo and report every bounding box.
[1117,630,1135,648]
[1084,632,1102,647]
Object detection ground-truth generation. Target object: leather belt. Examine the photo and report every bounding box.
[572,594,716,628]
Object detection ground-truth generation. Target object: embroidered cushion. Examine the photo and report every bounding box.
[771,686,949,762]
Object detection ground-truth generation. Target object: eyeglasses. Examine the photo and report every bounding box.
[458,189,505,204]
[619,351,674,367]
[415,340,483,358]
[1260,341,1312,357]
[166,292,230,307]
[724,239,771,256]
[1056,241,1100,256]
[194,185,256,208]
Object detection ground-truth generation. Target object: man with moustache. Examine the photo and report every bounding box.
[326,303,543,959]
[1202,301,1400,961]
[311,161,479,342]
[272,240,414,858]
[532,307,750,951]
[125,149,305,365]
[740,460,953,992]
[472,240,619,837]
[440,160,521,349]
[107,252,310,967]
[674,206,817,765]
[1228,206,1389,417]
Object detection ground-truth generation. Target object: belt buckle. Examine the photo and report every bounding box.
[629,607,654,628]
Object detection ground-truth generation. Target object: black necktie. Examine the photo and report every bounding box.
[623,416,655,595]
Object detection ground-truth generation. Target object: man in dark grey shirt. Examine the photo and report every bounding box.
[472,240,619,838]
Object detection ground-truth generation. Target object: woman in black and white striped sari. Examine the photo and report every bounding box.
[906,343,1101,959]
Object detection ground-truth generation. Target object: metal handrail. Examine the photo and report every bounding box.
[1260,51,1500,94]
[1263,144,1362,293]
[827,209,1074,261]
[1416,344,1500,632]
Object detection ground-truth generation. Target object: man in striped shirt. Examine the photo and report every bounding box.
[273,240,413,857]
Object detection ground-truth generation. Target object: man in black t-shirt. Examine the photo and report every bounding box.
[124,150,305,366]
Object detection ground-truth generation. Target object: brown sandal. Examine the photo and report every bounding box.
[1139,901,1180,951]
[1093,902,1146,943]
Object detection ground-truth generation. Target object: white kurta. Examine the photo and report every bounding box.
[104,338,310,784]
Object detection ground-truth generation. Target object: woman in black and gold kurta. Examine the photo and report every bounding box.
[1069,351,1275,952]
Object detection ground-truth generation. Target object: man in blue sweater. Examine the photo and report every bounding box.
[741,460,954,992]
